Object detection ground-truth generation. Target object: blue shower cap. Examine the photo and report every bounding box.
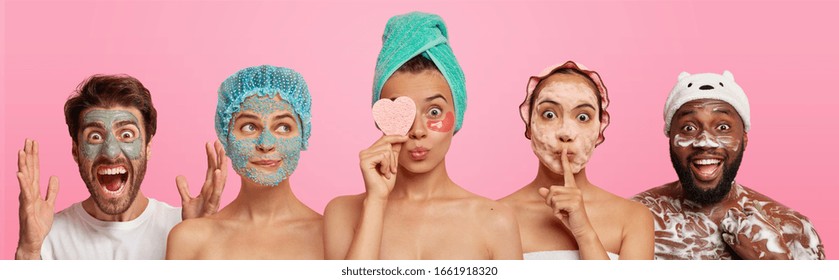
[215,65,312,150]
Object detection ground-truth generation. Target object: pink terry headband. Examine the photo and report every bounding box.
[518,61,611,146]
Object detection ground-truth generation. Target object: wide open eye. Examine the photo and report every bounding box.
[682,124,697,132]
[428,107,442,118]
[88,132,103,143]
[542,111,556,119]
[119,130,135,140]
[577,113,591,122]
[717,123,731,131]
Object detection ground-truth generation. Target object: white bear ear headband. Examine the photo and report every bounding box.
[664,70,750,136]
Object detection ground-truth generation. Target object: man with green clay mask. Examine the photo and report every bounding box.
[15,74,224,260]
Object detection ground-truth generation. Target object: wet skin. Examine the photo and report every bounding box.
[633,99,825,259]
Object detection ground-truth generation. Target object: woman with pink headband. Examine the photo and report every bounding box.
[500,61,654,259]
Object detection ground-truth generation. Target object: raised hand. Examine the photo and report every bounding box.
[16,139,59,260]
[721,200,791,259]
[538,149,594,237]
[537,149,609,259]
[177,140,228,220]
[358,135,408,201]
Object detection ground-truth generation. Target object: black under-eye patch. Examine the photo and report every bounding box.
[688,83,693,88]
[719,82,724,87]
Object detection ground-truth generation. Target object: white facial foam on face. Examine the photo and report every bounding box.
[674,131,722,148]
[715,136,739,151]
[673,134,694,148]
[693,132,721,148]
[529,81,599,175]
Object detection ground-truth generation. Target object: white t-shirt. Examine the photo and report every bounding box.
[40,198,182,260]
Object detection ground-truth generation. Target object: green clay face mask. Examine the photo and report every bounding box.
[77,109,146,215]
[81,110,144,161]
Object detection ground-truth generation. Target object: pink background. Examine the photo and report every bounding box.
[3,0,837,259]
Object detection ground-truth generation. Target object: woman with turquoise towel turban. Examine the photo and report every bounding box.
[324,12,523,259]
[166,65,323,259]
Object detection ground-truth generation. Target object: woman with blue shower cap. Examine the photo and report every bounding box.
[323,12,523,259]
[166,65,323,259]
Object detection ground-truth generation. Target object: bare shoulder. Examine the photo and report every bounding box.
[616,194,654,226]
[169,217,217,240]
[482,199,519,227]
[294,207,325,230]
[584,187,654,259]
[290,209,325,254]
[322,193,366,260]
[594,187,654,232]
[621,197,655,236]
[166,217,219,259]
[456,192,520,232]
[497,185,530,204]
[497,186,535,213]
[454,191,522,259]
[323,193,366,235]
[323,193,365,220]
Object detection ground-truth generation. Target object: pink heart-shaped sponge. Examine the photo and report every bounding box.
[372,96,417,135]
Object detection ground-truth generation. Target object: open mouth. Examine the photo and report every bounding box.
[96,165,128,195]
[690,158,722,182]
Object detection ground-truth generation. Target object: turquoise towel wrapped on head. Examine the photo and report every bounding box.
[372,12,467,133]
